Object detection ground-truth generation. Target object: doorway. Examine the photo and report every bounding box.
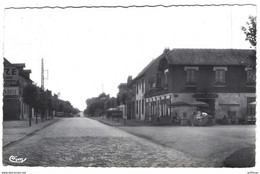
[196,99,216,116]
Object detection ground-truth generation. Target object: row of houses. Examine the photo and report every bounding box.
[117,48,256,124]
[3,58,33,120]
[3,58,79,121]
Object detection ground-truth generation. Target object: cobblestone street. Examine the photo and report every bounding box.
[3,117,219,167]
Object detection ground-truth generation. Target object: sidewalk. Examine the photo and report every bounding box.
[3,117,60,147]
[90,116,161,127]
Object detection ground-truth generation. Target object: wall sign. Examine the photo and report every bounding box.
[4,87,19,98]
[4,67,19,80]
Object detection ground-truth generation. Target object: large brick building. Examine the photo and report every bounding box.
[133,49,256,124]
[3,58,33,120]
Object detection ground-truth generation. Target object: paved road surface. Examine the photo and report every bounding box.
[3,117,218,167]
[119,125,255,165]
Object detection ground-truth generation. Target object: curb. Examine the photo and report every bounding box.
[89,116,166,127]
[3,118,60,149]
[88,117,124,127]
[98,120,122,126]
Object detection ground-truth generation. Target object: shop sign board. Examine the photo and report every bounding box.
[4,67,19,80]
[4,87,19,98]
[192,93,219,99]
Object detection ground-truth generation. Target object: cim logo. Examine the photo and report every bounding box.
[9,155,27,164]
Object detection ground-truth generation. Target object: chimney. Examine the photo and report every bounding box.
[163,48,170,54]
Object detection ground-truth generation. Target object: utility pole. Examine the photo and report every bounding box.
[41,58,44,89]
[41,58,48,90]
[41,58,49,120]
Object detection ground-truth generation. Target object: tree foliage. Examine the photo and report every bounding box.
[241,16,256,48]
[84,93,116,117]
[117,92,128,105]
[22,84,39,108]
[23,84,79,117]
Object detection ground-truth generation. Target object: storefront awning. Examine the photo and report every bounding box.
[249,101,256,105]
[191,101,209,107]
[219,101,240,106]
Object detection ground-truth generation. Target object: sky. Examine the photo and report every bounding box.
[2,0,257,111]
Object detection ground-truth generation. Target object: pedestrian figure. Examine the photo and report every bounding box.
[190,112,195,126]
[223,115,227,124]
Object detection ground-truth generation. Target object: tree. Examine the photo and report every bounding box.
[35,88,50,121]
[241,16,257,83]
[22,84,39,126]
[85,93,111,117]
[117,92,128,105]
[241,16,256,48]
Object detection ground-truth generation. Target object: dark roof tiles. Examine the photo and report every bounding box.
[135,53,166,80]
[166,49,256,65]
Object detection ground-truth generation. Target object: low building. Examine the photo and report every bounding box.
[3,58,33,120]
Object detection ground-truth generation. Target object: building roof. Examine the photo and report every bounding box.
[134,53,167,80]
[135,58,157,80]
[118,83,127,88]
[13,63,25,68]
[4,58,33,82]
[166,49,256,66]
[23,69,32,73]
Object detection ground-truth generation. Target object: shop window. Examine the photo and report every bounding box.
[136,100,138,114]
[142,99,144,115]
[139,100,141,117]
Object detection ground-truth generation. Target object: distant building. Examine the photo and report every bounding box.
[125,76,136,120]
[133,49,256,124]
[116,76,136,119]
[118,83,128,94]
[3,58,33,120]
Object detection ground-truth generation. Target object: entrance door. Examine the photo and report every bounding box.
[197,99,215,116]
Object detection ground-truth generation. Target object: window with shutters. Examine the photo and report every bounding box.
[213,67,227,86]
[245,68,255,86]
[184,66,198,86]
